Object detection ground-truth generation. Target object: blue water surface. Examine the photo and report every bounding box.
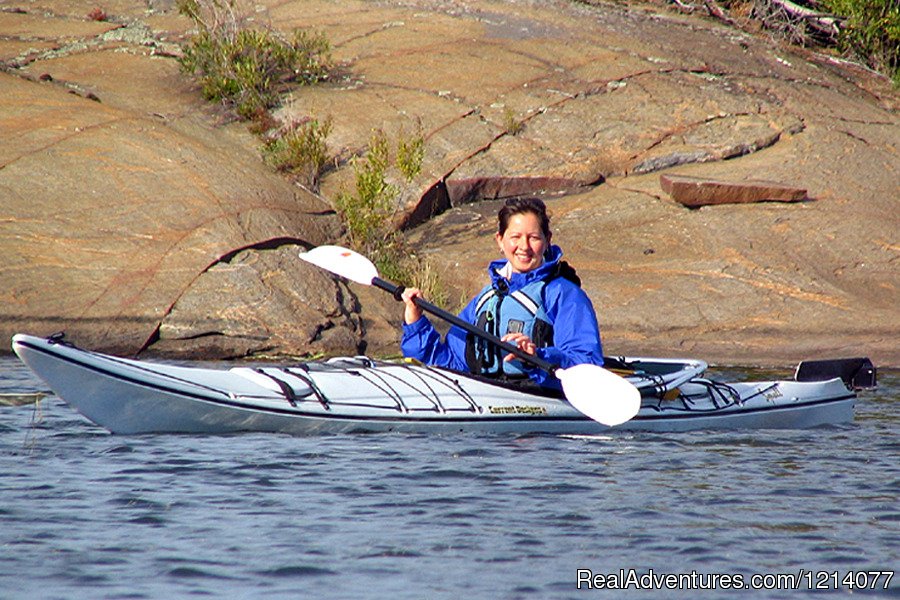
[1,356,897,599]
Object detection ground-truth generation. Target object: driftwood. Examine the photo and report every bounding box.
[669,0,697,12]
[667,0,844,45]
[703,0,734,25]
[758,0,842,42]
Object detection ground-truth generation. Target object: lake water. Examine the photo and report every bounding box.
[1,356,897,599]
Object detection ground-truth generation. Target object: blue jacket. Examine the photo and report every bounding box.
[401,245,604,388]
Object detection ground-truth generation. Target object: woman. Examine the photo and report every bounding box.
[401,197,604,389]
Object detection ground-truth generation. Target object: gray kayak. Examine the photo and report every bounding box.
[12,333,865,435]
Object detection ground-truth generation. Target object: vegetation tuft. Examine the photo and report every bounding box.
[821,0,899,84]
[334,130,399,254]
[176,0,333,119]
[396,125,426,183]
[502,107,525,135]
[333,128,445,303]
[261,116,333,191]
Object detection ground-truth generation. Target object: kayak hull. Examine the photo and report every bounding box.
[12,334,855,435]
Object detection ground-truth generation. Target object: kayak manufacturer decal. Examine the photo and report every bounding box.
[489,405,548,416]
[763,385,784,401]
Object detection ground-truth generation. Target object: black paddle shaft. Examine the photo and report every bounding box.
[371,277,558,374]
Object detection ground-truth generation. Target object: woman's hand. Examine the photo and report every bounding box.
[401,287,424,324]
[500,332,536,361]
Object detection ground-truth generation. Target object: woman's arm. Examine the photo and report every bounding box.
[400,294,478,372]
[536,281,604,372]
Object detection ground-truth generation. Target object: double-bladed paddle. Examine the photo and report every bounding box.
[299,245,641,426]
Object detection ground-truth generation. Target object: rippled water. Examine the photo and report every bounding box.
[1,356,897,599]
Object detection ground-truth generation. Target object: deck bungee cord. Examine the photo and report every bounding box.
[13,333,862,434]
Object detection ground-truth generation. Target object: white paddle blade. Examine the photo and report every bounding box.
[298,245,378,285]
[557,364,641,427]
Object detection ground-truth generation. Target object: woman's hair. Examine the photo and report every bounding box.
[497,197,551,239]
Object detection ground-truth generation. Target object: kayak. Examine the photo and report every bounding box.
[11,333,872,435]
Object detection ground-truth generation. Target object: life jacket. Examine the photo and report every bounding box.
[464,276,556,378]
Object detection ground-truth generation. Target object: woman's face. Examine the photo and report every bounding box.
[495,212,549,274]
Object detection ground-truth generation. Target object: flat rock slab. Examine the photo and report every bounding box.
[660,174,808,207]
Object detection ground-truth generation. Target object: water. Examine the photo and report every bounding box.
[1,356,897,599]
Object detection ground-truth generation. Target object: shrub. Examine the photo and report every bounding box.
[261,116,333,190]
[396,126,425,182]
[334,130,398,253]
[333,128,448,305]
[373,240,450,309]
[821,0,900,84]
[176,0,332,118]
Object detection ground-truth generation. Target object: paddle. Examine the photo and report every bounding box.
[299,245,641,426]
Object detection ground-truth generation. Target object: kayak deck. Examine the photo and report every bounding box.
[12,333,859,435]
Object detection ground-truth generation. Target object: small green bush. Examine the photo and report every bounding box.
[262,116,333,190]
[822,0,900,84]
[290,30,334,85]
[334,130,399,253]
[177,0,332,118]
[333,128,447,305]
[502,107,525,135]
[396,127,425,183]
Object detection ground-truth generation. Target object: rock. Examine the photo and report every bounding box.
[0,64,341,356]
[151,245,363,358]
[659,174,808,207]
[399,175,599,229]
[446,176,599,206]
[0,0,897,367]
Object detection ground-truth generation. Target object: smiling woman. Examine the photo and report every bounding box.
[400,197,605,391]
